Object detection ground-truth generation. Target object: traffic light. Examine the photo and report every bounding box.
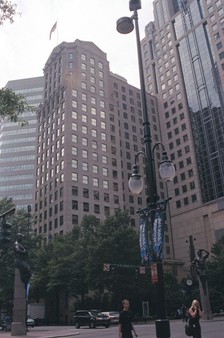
[0,217,11,243]
[129,0,141,11]
[0,207,15,245]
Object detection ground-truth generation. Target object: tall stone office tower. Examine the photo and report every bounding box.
[141,0,224,270]
[0,77,44,209]
[33,39,176,262]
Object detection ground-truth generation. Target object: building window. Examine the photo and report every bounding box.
[175,188,180,196]
[72,186,78,196]
[176,200,181,208]
[103,180,109,189]
[93,178,99,187]
[83,188,89,198]
[94,190,99,200]
[184,197,189,205]
[182,185,187,193]
[186,157,192,165]
[93,152,98,161]
[72,147,77,156]
[83,162,88,171]
[82,150,88,158]
[72,173,78,181]
[94,204,100,214]
[181,173,186,180]
[102,155,108,164]
[83,202,89,212]
[190,181,195,189]
[104,206,110,216]
[103,167,108,176]
[72,200,78,210]
[72,214,78,225]
[192,194,197,203]
[219,51,224,60]
[83,175,88,184]
[104,193,109,202]
[93,165,98,174]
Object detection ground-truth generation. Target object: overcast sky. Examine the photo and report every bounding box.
[0,0,154,89]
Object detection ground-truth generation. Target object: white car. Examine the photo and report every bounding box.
[26,316,35,328]
[101,311,120,324]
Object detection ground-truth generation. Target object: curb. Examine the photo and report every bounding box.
[0,331,80,338]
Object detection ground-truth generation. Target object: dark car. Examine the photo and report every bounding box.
[73,310,110,329]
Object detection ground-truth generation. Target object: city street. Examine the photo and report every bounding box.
[72,319,224,338]
[0,319,224,338]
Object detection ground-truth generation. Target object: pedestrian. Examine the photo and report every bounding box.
[188,299,203,338]
[118,299,138,338]
[181,304,187,322]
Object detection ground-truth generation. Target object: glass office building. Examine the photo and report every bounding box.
[0,77,44,209]
[142,0,224,268]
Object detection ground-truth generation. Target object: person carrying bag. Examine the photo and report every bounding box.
[186,300,203,338]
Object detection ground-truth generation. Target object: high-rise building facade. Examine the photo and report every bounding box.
[142,0,224,270]
[33,39,175,262]
[0,77,44,209]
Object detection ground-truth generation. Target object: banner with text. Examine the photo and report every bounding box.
[152,200,167,261]
[139,214,150,263]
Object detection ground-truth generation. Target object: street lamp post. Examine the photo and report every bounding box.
[117,1,175,338]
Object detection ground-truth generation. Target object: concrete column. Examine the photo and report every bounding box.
[11,268,27,336]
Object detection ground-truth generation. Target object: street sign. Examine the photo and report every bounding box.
[103,263,110,272]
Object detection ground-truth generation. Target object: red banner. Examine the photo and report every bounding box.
[151,263,158,284]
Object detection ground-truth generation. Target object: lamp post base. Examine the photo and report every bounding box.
[155,319,170,338]
[11,322,26,336]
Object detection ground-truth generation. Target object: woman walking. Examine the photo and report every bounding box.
[188,300,203,338]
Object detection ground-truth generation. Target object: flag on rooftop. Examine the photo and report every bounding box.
[49,21,57,40]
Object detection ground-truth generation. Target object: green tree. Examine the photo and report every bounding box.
[0,87,33,125]
[0,1,33,125]
[0,197,40,314]
[207,236,224,313]
[31,211,152,319]
[0,0,17,26]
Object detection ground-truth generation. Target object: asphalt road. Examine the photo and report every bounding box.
[61,318,224,338]
[1,319,224,338]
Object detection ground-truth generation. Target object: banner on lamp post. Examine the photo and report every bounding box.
[152,200,167,261]
[139,214,150,263]
[151,262,158,284]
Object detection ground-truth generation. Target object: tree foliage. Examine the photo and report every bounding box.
[0,197,41,313]
[4,203,217,323]
[0,87,33,125]
[0,0,17,26]
[207,236,224,312]
[0,2,33,125]
[30,210,185,321]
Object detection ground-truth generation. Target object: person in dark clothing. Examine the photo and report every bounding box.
[181,304,187,322]
[118,299,138,338]
[188,299,203,338]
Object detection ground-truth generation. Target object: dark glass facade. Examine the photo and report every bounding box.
[175,0,224,202]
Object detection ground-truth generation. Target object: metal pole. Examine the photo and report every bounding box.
[132,9,156,204]
[132,8,170,338]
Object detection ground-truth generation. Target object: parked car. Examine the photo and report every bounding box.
[27,316,35,328]
[101,311,120,324]
[73,310,110,329]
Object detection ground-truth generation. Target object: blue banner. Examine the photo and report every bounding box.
[26,282,30,301]
[152,200,167,261]
[139,214,150,263]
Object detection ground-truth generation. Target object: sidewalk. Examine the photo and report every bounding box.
[0,326,80,338]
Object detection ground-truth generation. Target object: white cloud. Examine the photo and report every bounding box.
[0,0,154,88]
